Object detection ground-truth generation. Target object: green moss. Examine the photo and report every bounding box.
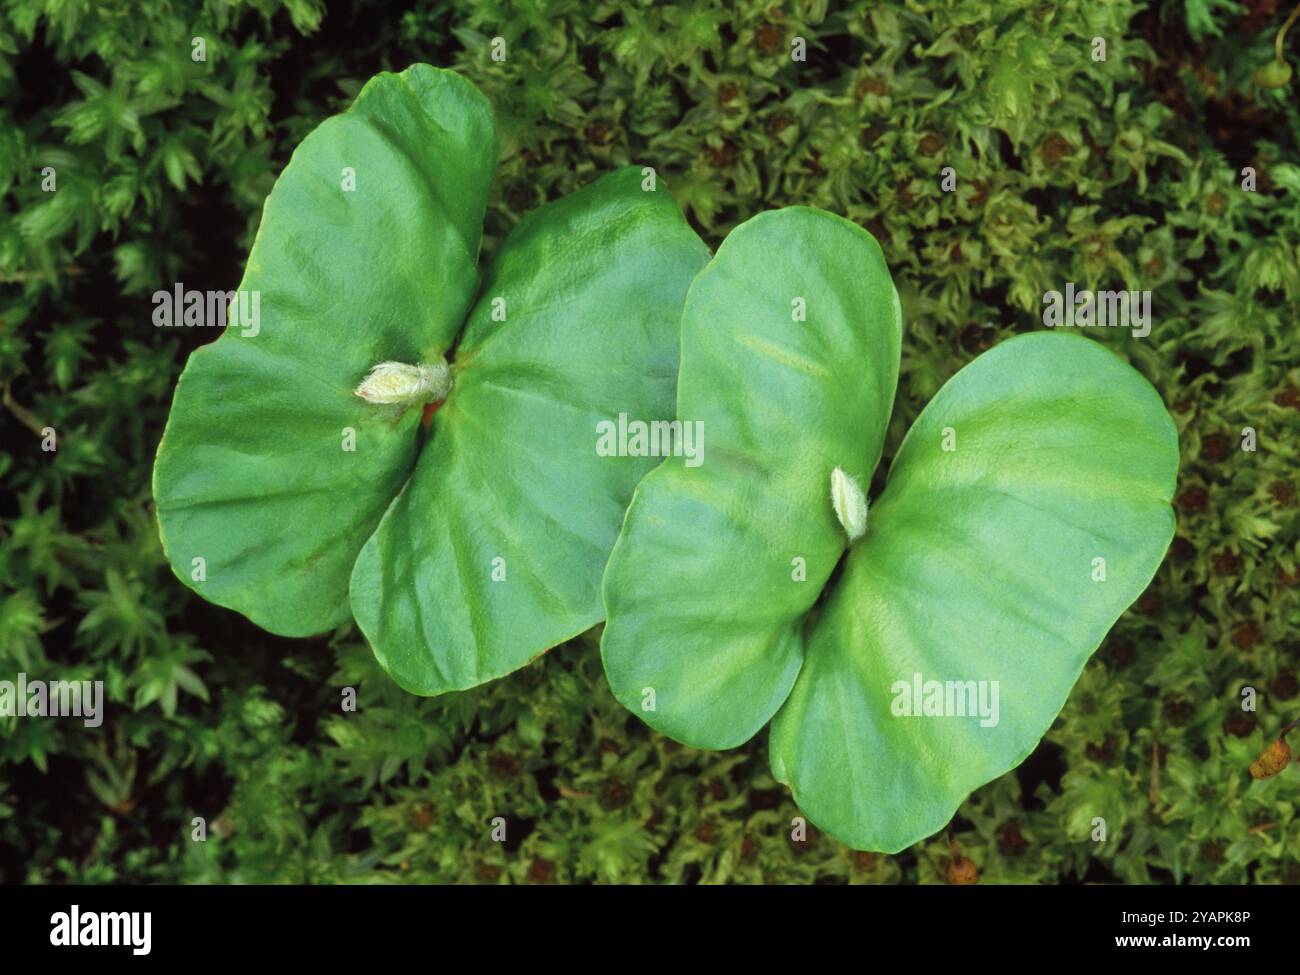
[1,0,1297,883]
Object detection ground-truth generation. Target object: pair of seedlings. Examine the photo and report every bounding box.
[154,65,1180,852]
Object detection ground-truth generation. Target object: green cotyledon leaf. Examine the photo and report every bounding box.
[770,331,1178,851]
[153,65,498,636]
[350,167,711,694]
[600,208,903,748]
[601,208,1179,852]
[154,66,710,696]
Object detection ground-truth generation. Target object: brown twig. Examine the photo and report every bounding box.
[0,265,83,284]
[1149,737,1160,808]
[2,383,45,435]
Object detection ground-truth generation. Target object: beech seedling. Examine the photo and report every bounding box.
[600,207,1180,852]
[153,65,708,694]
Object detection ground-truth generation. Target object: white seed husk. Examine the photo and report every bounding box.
[354,359,451,406]
[831,466,868,542]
